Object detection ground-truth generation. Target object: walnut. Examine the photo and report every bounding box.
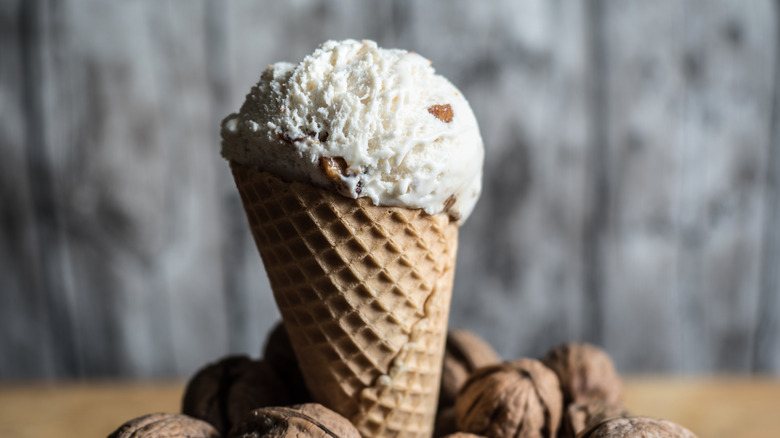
[440,329,501,408]
[442,195,460,221]
[277,132,307,145]
[108,413,219,438]
[433,407,458,438]
[182,356,290,436]
[454,359,562,438]
[560,400,629,438]
[263,322,312,404]
[540,343,622,407]
[319,156,349,181]
[443,195,457,212]
[576,416,698,438]
[428,104,454,123]
[318,156,356,196]
[229,404,361,438]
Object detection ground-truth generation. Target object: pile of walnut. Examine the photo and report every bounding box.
[108,324,698,438]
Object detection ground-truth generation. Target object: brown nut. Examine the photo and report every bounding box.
[318,156,357,196]
[182,356,290,436]
[108,413,220,438]
[433,406,458,438]
[560,400,629,438]
[454,358,562,438]
[263,321,312,404]
[440,329,501,408]
[541,343,622,406]
[428,104,454,123]
[229,403,361,438]
[577,416,698,438]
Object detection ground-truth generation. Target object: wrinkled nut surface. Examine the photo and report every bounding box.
[577,416,698,438]
[263,322,312,404]
[428,104,454,123]
[440,329,502,408]
[108,413,219,438]
[230,404,361,438]
[560,400,629,438]
[182,356,290,436]
[455,358,563,438]
[541,343,622,406]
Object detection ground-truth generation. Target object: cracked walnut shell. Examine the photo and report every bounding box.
[541,343,622,407]
[577,416,698,438]
[108,413,219,438]
[229,404,361,438]
[454,358,563,438]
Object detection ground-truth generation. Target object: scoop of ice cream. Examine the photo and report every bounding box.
[221,39,483,223]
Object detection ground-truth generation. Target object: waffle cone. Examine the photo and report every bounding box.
[230,162,458,438]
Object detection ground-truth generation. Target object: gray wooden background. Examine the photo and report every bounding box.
[2,0,779,380]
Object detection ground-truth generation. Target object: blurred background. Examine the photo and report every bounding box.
[1,0,779,380]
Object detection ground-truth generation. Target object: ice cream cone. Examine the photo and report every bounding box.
[230,161,458,438]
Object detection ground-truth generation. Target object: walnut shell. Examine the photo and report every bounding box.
[576,416,698,438]
[182,356,290,436]
[560,400,629,438]
[433,406,458,438]
[229,403,361,438]
[455,359,563,438]
[440,329,501,408]
[108,413,220,438]
[263,321,311,403]
[541,343,622,406]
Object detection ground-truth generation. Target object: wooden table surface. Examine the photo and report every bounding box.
[1,377,779,438]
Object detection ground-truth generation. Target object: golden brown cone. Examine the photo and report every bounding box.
[230,162,459,438]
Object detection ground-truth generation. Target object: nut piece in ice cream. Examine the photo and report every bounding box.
[428,104,454,123]
[318,156,356,197]
[108,413,219,438]
[454,359,563,438]
[221,39,484,224]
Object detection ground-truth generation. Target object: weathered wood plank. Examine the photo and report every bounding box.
[0,0,59,379]
[23,0,231,377]
[2,0,779,378]
[600,0,775,373]
[754,0,780,373]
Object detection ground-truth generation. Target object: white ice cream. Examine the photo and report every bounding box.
[221,39,484,223]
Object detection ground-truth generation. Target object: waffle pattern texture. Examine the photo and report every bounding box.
[231,162,459,438]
